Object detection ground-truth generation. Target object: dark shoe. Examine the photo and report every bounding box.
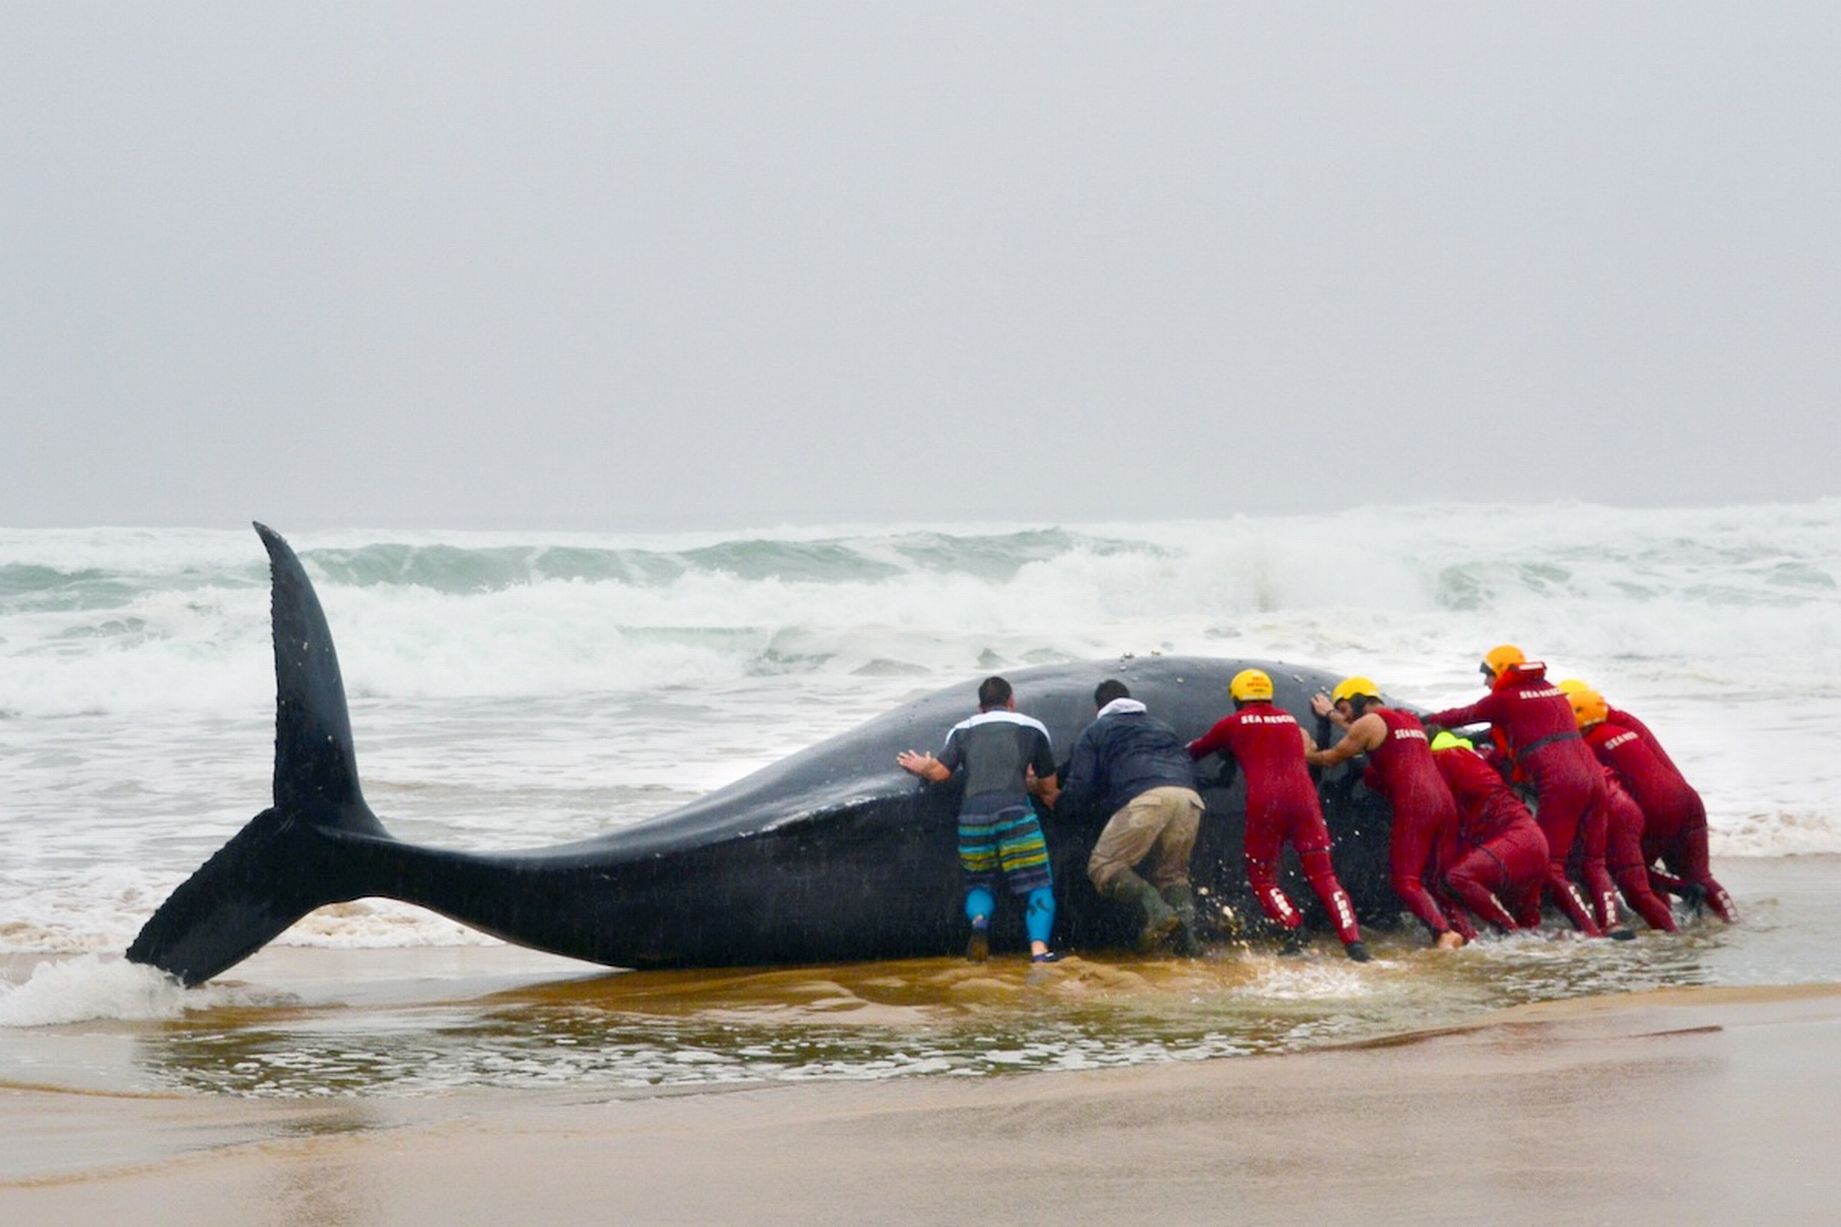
[1607,927,1637,942]
[1279,929,1310,958]
[1031,950,1062,964]
[1343,940,1372,963]
[965,926,990,962]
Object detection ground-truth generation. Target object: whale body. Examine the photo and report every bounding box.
[126,525,1400,985]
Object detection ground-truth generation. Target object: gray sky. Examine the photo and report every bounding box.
[3,3,1838,530]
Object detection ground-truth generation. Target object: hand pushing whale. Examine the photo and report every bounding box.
[126,525,1398,985]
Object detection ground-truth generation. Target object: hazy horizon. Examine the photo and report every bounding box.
[5,4,1838,530]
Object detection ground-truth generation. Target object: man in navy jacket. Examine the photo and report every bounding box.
[1061,679,1204,953]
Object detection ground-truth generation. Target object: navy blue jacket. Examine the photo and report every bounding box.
[1061,705,1200,818]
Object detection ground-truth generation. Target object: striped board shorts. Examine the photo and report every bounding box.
[958,804,1053,895]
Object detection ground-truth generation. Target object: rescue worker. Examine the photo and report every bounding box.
[1560,680,1737,923]
[1060,680,1205,954]
[1306,678,1465,949]
[1188,668,1370,962]
[1592,759,1679,932]
[897,676,1061,962]
[1428,732,1550,932]
[1422,646,1626,937]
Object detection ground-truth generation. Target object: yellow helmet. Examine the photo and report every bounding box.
[1229,668,1274,703]
[1566,684,1608,729]
[1330,676,1382,705]
[1430,730,1473,751]
[1481,643,1526,681]
[1556,678,1590,697]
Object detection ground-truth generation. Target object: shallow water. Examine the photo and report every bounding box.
[1,858,1831,1101]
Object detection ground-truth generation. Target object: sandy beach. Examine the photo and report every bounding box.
[4,978,1836,1225]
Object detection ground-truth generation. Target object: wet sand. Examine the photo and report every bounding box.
[5,982,1837,1225]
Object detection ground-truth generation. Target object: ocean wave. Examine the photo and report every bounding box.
[1,504,1839,955]
[1,504,1836,710]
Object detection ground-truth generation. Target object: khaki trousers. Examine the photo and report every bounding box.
[1086,786,1203,891]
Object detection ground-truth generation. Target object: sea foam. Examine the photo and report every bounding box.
[0,955,283,1027]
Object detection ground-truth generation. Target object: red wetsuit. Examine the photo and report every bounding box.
[1188,703,1361,944]
[1591,766,1678,932]
[1431,745,1550,932]
[1586,716,1736,922]
[1356,708,1460,938]
[1425,662,1615,933]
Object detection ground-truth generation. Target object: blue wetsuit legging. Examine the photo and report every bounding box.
[964,886,1055,945]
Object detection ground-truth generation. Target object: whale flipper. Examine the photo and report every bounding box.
[126,525,387,984]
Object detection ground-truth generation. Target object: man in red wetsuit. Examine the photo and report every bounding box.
[1423,645,1627,939]
[1305,677,1465,949]
[1562,681,1738,923]
[1188,668,1370,962]
[1592,761,1679,932]
[1428,732,1550,932]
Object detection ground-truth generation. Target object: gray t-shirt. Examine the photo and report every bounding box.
[938,710,1056,816]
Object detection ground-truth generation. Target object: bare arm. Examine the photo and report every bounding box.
[1305,712,1386,769]
[896,750,952,784]
[1309,692,1349,729]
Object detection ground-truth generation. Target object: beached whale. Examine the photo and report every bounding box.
[126,525,1400,985]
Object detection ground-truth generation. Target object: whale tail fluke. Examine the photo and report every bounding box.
[125,523,389,985]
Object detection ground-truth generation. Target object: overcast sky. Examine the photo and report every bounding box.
[3,3,1837,530]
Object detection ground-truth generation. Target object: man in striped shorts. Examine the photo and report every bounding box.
[898,676,1061,963]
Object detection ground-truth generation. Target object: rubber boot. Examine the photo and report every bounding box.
[1278,928,1310,957]
[1160,883,1202,956]
[1105,870,1180,953]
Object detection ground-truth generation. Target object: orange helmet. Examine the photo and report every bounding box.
[1560,679,1608,729]
[1480,644,1526,682]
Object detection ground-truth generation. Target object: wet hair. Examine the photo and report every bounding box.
[977,676,1012,711]
[1346,694,1379,718]
[1094,679,1131,708]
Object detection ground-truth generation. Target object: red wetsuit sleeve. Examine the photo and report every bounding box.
[1187,716,1236,762]
[1390,809,1453,936]
[1423,689,1498,731]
